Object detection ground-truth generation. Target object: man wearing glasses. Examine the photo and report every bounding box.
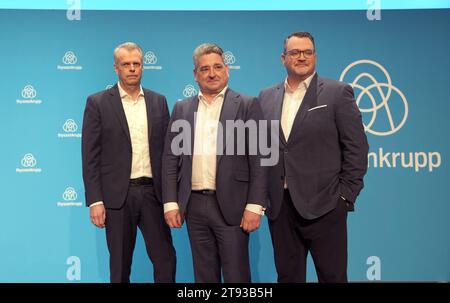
[163,43,267,282]
[258,32,369,282]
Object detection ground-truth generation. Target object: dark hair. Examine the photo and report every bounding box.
[283,32,315,53]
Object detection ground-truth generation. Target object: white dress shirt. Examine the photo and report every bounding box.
[164,86,264,215]
[90,82,152,208]
[281,72,315,188]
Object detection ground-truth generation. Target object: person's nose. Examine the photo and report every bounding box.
[208,68,216,78]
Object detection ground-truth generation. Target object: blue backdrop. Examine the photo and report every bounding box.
[0,8,449,282]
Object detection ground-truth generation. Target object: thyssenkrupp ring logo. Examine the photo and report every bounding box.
[63,187,77,201]
[339,60,408,136]
[21,85,37,99]
[144,51,157,65]
[183,84,197,98]
[21,153,37,167]
[223,51,236,65]
[62,51,77,65]
[63,119,78,133]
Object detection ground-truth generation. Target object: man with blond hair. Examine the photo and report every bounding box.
[82,42,176,283]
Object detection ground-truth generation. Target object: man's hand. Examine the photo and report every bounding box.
[240,209,261,233]
[90,204,106,228]
[164,209,184,228]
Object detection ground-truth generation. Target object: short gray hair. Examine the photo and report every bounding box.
[193,43,225,69]
[114,42,143,64]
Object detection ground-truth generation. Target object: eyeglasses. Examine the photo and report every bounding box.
[285,49,315,59]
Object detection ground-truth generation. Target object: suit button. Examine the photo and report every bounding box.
[284,150,288,153]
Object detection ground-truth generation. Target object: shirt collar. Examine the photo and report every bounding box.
[117,82,144,101]
[284,72,315,94]
[198,86,228,104]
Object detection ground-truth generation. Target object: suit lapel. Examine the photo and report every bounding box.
[109,85,131,144]
[187,96,199,161]
[144,90,153,145]
[273,83,287,146]
[287,74,320,144]
[217,88,240,164]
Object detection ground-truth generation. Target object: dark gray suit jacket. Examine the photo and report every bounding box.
[258,74,369,220]
[162,88,267,226]
[82,84,169,208]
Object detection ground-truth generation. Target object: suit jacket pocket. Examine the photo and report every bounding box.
[340,196,354,212]
[307,104,328,112]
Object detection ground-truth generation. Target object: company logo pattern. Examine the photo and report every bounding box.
[62,51,77,65]
[16,153,41,173]
[21,153,37,168]
[21,85,37,99]
[58,119,81,138]
[223,51,236,65]
[62,187,78,201]
[58,187,82,206]
[143,50,162,70]
[183,84,197,98]
[224,51,240,69]
[340,59,408,136]
[58,51,82,70]
[144,51,157,64]
[63,119,78,133]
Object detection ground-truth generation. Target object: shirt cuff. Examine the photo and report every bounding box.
[164,202,179,213]
[245,203,266,216]
[89,201,103,207]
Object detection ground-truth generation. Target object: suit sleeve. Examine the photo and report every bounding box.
[81,96,103,206]
[335,84,369,203]
[246,97,268,208]
[162,103,181,203]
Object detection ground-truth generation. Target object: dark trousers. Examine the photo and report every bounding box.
[268,190,348,283]
[105,181,176,283]
[186,192,250,283]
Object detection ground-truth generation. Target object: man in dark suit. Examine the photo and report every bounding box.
[162,43,267,282]
[258,32,369,282]
[81,42,176,283]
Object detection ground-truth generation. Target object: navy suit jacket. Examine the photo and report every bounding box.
[162,88,267,226]
[82,84,169,208]
[258,74,369,220]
